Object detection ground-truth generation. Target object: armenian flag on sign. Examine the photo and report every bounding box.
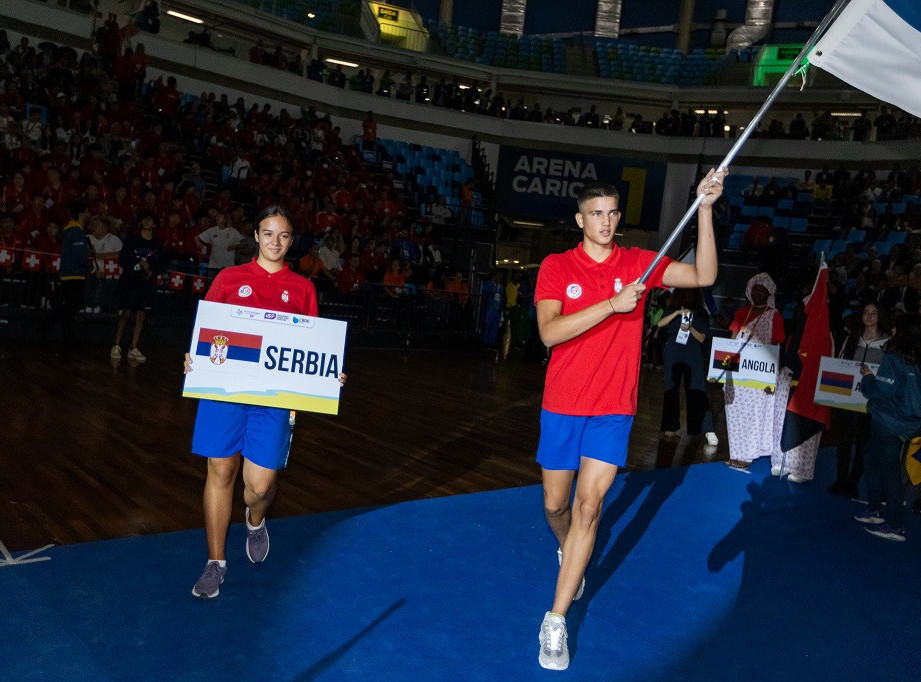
[712,349,741,373]
[195,328,263,365]
[818,370,853,396]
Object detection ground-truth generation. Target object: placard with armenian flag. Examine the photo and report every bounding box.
[812,356,879,413]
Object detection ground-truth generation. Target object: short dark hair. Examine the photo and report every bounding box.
[885,313,921,367]
[254,204,294,231]
[577,182,619,210]
[69,201,87,221]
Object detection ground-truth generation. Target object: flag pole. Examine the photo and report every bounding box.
[638,0,853,284]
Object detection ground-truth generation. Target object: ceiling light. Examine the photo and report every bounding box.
[512,220,543,227]
[166,10,203,24]
[307,12,316,18]
[325,58,359,68]
[830,111,861,117]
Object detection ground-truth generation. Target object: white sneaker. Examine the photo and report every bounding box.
[110,345,122,359]
[705,432,718,446]
[127,348,146,362]
[539,612,569,671]
[771,466,781,476]
[787,473,808,483]
[557,548,585,601]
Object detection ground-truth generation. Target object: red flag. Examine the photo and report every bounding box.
[0,248,13,267]
[169,272,186,291]
[47,254,60,273]
[191,275,206,294]
[103,257,121,279]
[784,262,832,437]
[22,251,42,272]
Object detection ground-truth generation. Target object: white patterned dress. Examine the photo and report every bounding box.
[724,307,783,463]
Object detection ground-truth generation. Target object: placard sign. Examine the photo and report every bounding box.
[812,356,879,413]
[183,301,346,414]
[707,336,780,389]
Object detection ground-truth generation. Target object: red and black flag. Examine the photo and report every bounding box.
[712,349,741,373]
[780,262,832,451]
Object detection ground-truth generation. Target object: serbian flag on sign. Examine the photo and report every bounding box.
[195,328,263,365]
[780,262,833,451]
[810,0,921,117]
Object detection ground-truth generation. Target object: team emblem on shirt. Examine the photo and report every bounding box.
[281,290,289,303]
[614,278,623,293]
[566,284,582,299]
[238,285,252,298]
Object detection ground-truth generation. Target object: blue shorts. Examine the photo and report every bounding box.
[191,400,293,470]
[536,410,633,471]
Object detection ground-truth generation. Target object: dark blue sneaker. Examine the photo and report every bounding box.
[245,507,270,563]
[192,561,226,598]
[865,524,906,542]
[853,508,884,524]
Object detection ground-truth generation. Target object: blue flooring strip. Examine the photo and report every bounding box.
[3,452,920,680]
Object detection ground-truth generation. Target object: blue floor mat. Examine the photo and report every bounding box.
[4,452,920,680]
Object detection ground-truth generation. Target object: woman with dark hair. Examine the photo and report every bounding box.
[855,314,921,541]
[183,205,343,598]
[828,303,888,497]
[657,287,717,444]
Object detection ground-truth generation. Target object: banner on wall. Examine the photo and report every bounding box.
[494,147,667,228]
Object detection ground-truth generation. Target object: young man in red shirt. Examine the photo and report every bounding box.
[535,169,726,670]
[184,205,344,598]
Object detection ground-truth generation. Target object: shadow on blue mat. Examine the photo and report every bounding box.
[3,450,920,681]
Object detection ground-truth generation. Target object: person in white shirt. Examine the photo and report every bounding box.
[196,211,243,276]
[317,234,342,275]
[429,195,453,225]
[85,215,123,313]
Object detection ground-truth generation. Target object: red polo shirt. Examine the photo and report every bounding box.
[206,259,318,316]
[535,243,672,416]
